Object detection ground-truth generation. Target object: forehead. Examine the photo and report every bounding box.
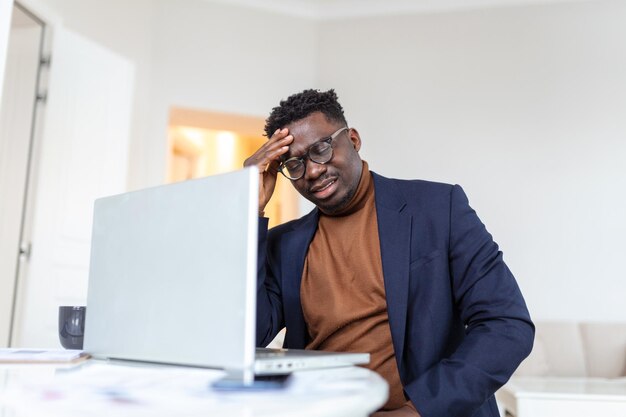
[285,112,341,155]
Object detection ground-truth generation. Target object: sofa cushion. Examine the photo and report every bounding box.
[580,322,626,378]
[515,321,587,377]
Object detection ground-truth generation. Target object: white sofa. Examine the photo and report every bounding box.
[497,321,626,417]
[515,321,626,378]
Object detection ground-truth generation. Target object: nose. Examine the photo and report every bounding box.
[303,158,326,181]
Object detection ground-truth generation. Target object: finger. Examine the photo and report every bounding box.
[265,129,294,151]
[244,138,292,168]
[265,130,293,153]
[264,143,290,163]
[266,159,281,174]
[269,128,289,142]
[244,128,293,169]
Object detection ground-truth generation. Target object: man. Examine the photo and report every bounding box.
[244,89,533,417]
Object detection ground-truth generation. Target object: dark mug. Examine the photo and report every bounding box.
[58,306,86,349]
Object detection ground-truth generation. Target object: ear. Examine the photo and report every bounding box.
[348,128,362,152]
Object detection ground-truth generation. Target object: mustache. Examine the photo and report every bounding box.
[307,174,335,193]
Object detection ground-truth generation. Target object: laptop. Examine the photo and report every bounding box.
[83,166,369,384]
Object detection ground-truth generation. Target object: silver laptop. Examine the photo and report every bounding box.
[83,167,369,382]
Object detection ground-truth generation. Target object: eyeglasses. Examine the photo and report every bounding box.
[278,127,349,180]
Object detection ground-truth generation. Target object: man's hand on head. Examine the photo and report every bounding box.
[243,128,293,216]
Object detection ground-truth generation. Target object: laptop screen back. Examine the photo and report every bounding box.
[83,167,259,370]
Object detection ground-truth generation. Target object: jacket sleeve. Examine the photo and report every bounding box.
[405,185,534,417]
[255,217,285,347]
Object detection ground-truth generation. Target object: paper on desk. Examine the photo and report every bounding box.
[0,348,88,363]
[1,363,227,417]
[0,363,379,417]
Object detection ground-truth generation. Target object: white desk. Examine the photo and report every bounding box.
[0,360,388,417]
[496,376,626,417]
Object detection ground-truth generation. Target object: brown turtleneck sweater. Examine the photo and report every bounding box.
[300,162,417,414]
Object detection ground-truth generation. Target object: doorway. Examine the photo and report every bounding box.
[0,2,46,347]
[168,106,301,228]
[1,5,135,348]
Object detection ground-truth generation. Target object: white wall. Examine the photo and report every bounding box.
[37,0,317,190]
[318,0,626,321]
[10,0,625,323]
[145,0,318,189]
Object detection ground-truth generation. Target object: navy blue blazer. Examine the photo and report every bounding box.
[256,172,534,417]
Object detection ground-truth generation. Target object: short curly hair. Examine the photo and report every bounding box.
[264,89,347,138]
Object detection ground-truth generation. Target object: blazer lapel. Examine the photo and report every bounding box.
[281,209,319,348]
[372,173,412,372]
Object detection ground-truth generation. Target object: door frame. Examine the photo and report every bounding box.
[0,1,48,347]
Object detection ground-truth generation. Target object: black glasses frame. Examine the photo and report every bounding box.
[278,126,349,180]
